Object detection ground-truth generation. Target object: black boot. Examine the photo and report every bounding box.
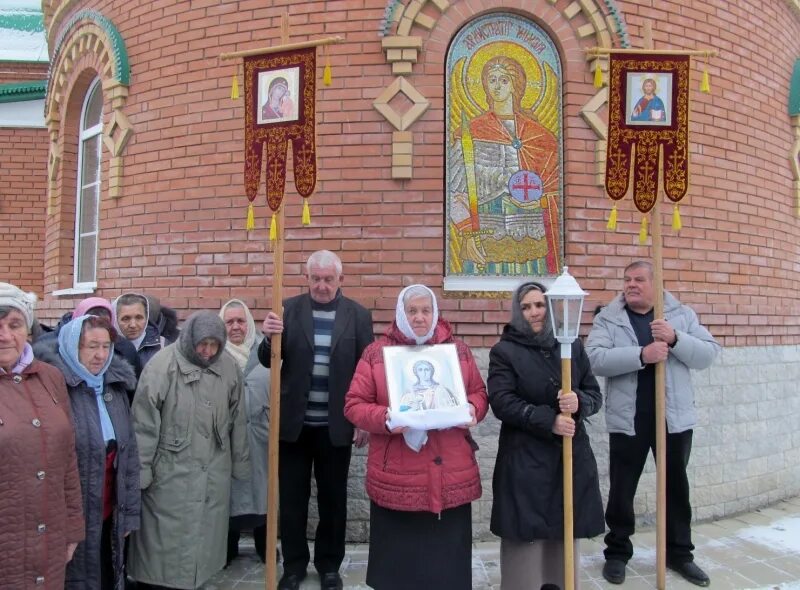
[226,530,240,567]
[253,524,267,564]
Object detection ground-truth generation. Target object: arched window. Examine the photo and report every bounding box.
[74,78,102,288]
[444,13,564,293]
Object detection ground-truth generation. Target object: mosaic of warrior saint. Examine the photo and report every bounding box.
[448,53,562,276]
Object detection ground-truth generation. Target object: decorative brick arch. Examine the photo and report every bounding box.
[374,0,629,181]
[45,10,132,204]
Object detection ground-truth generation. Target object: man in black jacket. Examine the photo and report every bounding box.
[259,250,373,590]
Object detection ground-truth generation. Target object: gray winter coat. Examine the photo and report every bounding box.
[230,338,269,518]
[129,343,249,589]
[585,291,721,435]
[32,339,141,590]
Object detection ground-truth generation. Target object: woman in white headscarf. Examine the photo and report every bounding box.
[344,284,488,590]
[219,299,270,565]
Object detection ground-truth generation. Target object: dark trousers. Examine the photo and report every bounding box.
[227,524,267,563]
[279,425,352,576]
[604,412,695,564]
[101,517,114,589]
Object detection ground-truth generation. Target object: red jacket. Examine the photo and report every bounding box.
[344,319,488,514]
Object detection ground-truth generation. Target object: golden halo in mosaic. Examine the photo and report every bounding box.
[464,41,544,112]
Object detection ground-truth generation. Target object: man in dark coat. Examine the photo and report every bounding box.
[258,250,373,590]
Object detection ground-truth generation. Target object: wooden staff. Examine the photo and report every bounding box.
[265,205,285,590]
[263,18,289,590]
[641,21,667,590]
[561,356,575,590]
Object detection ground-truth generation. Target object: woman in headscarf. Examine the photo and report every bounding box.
[114,293,177,373]
[344,284,488,590]
[219,299,270,565]
[128,311,250,590]
[33,314,140,590]
[488,282,603,589]
[0,282,85,588]
[35,296,141,397]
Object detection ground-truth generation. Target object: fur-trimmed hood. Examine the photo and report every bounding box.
[33,337,137,392]
[146,295,180,344]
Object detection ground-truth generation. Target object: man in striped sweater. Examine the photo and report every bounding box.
[259,250,374,590]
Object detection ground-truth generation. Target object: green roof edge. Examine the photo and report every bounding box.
[50,9,130,86]
[0,80,47,103]
[790,58,800,116]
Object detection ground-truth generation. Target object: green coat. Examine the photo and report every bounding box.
[129,344,249,588]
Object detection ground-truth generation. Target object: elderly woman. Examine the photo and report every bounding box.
[488,282,604,590]
[33,314,140,590]
[129,311,249,590]
[35,296,141,398]
[344,284,488,590]
[219,299,270,565]
[0,283,85,588]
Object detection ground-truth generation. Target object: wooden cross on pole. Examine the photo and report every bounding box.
[219,15,343,590]
[586,20,716,590]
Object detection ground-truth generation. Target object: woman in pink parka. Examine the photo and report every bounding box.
[344,284,488,590]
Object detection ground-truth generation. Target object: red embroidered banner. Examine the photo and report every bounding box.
[244,46,316,212]
[605,53,690,213]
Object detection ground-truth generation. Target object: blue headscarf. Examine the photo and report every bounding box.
[58,315,116,443]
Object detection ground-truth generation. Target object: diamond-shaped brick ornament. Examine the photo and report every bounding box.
[373,77,429,131]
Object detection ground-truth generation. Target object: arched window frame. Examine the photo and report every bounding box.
[73,77,102,289]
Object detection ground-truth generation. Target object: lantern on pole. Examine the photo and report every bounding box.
[545,266,587,590]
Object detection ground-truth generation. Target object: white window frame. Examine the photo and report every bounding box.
[73,78,102,290]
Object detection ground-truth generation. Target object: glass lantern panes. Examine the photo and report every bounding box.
[548,297,585,342]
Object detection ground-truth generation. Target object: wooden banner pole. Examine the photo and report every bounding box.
[264,18,289,590]
[641,20,667,590]
[585,47,716,57]
[264,203,285,590]
[652,191,667,590]
[220,35,344,60]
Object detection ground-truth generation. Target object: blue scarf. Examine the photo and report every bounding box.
[58,315,116,443]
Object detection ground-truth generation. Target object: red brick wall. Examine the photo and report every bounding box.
[0,61,48,84]
[36,0,800,347]
[0,127,48,293]
[0,55,49,294]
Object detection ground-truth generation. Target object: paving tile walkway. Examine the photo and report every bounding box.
[201,496,800,589]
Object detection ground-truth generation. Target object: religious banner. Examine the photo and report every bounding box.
[243,46,316,230]
[605,53,690,213]
[445,12,564,294]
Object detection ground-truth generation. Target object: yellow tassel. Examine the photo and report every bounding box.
[594,63,603,88]
[231,72,240,100]
[638,216,648,245]
[269,212,277,241]
[245,203,255,231]
[323,58,332,86]
[606,204,618,231]
[672,204,682,231]
[302,199,311,225]
[701,68,710,93]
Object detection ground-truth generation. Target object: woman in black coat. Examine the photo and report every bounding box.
[34,314,140,590]
[488,282,604,590]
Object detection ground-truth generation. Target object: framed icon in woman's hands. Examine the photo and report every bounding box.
[383,343,468,414]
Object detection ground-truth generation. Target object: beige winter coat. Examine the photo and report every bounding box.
[128,344,249,588]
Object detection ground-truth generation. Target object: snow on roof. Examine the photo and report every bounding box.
[0,3,48,63]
